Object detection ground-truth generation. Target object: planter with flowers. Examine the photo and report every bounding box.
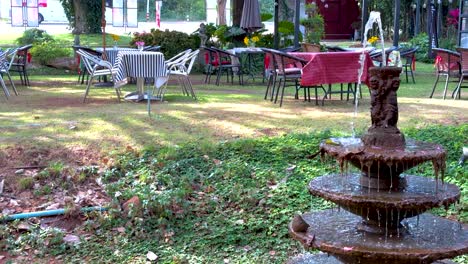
[135,41,145,51]
[244,35,260,47]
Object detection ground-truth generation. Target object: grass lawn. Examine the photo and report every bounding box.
[0,62,466,151]
[0,60,467,263]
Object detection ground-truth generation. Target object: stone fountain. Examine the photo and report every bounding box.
[289,67,467,264]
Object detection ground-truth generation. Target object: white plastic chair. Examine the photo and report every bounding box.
[152,49,192,100]
[77,49,121,103]
[0,48,19,98]
[166,49,200,99]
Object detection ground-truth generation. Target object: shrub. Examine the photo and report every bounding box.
[16,29,54,45]
[131,29,199,60]
[30,41,72,65]
[408,33,432,63]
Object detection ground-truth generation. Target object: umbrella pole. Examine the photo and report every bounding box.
[102,0,107,58]
[274,0,279,49]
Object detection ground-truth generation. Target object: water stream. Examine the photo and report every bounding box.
[353,11,386,137]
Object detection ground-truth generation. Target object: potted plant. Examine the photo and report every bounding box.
[300,3,324,44]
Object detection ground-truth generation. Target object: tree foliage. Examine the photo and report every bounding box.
[160,0,205,21]
[59,0,102,34]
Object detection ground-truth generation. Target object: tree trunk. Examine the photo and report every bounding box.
[232,0,244,26]
[217,0,227,25]
[72,1,86,35]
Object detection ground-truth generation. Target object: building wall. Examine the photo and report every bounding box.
[306,0,360,39]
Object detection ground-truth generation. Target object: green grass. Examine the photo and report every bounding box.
[1,61,465,152]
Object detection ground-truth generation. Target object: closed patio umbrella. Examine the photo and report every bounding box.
[240,0,262,33]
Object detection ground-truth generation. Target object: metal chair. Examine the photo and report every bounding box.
[429,48,461,99]
[207,47,243,86]
[326,45,348,52]
[72,46,103,85]
[76,49,121,103]
[0,48,19,97]
[369,46,397,67]
[163,49,200,100]
[143,46,161,52]
[399,47,419,83]
[262,48,318,107]
[9,44,32,86]
[453,48,468,99]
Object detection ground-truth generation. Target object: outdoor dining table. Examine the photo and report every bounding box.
[113,50,168,115]
[230,47,264,82]
[289,51,373,105]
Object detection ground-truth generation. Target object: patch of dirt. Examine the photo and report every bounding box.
[0,144,110,225]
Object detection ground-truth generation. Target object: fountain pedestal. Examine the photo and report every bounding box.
[288,67,467,263]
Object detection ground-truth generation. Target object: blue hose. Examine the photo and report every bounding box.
[1,206,108,221]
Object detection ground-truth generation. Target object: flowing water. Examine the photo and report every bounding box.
[353,11,386,137]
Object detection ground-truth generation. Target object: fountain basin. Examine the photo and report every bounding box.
[289,209,468,264]
[309,174,460,229]
[320,138,446,189]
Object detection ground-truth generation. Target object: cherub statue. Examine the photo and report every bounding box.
[199,23,208,47]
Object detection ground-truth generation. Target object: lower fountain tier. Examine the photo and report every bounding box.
[309,174,460,228]
[287,253,458,264]
[320,138,446,186]
[289,210,468,264]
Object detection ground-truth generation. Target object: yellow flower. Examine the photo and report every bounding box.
[111,34,120,41]
[368,36,379,45]
[251,36,260,43]
[244,37,249,46]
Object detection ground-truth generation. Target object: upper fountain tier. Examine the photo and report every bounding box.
[320,67,446,190]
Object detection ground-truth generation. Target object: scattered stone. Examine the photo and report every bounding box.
[46,203,61,210]
[2,208,12,215]
[234,219,244,225]
[116,227,125,233]
[9,199,19,206]
[69,125,77,130]
[33,183,41,189]
[17,223,32,231]
[146,251,158,261]
[286,165,297,172]
[15,169,25,175]
[0,179,3,194]
[63,234,81,245]
[0,255,5,260]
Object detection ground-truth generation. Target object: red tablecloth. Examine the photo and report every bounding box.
[289,52,372,87]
